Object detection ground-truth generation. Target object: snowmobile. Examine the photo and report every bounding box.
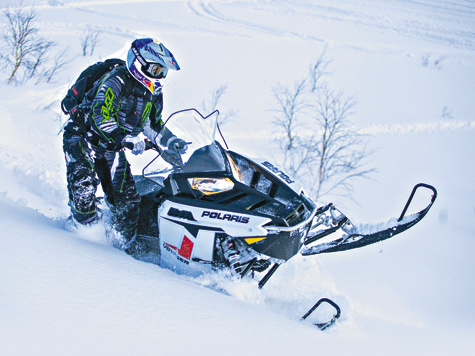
[126,109,437,330]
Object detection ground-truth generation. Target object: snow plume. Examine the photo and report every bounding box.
[191,255,348,327]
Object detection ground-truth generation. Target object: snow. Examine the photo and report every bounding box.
[0,0,474,355]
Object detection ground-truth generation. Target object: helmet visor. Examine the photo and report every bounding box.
[143,63,168,79]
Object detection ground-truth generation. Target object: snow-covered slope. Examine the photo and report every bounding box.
[1,1,474,355]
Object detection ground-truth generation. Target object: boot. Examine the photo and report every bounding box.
[65,213,99,232]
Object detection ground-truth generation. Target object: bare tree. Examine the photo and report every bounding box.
[0,3,66,84]
[272,79,306,150]
[441,105,453,119]
[272,54,374,202]
[201,84,238,125]
[272,51,331,153]
[81,27,100,56]
[308,49,332,93]
[35,46,69,83]
[309,87,374,199]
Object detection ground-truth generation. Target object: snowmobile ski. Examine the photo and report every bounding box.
[301,298,342,330]
[300,183,437,256]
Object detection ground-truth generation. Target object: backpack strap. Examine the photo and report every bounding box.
[61,58,126,114]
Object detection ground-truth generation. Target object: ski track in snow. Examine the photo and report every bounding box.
[10,0,473,56]
[7,0,246,40]
[361,119,475,135]
[224,119,475,140]
[187,0,326,43]
[187,0,475,52]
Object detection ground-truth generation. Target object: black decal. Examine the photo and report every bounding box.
[263,161,295,184]
[168,207,196,221]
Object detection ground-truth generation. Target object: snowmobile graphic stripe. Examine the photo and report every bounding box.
[245,237,266,245]
[162,217,223,237]
[164,242,178,252]
[179,236,194,260]
[164,236,194,260]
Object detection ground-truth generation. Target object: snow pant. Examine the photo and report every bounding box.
[63,130,141,241]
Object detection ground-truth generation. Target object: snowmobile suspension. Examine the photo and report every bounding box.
[257,263,280,289]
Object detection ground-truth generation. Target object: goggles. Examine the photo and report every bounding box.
[143,63,168,79]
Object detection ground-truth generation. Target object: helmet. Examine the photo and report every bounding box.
[126,38,180,94]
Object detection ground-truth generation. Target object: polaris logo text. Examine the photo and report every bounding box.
[262,161,295,184]
[202,211,249,224]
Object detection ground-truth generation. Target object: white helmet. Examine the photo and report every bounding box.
[126,38,180,94]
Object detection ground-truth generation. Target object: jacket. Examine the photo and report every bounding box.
[84,65,166,150]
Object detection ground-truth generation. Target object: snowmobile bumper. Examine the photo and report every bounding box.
[247,202,318,261]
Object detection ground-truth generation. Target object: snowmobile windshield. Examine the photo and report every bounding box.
[143,109,228,183]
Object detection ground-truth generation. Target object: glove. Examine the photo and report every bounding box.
[124,135,146,155]
[63,106,87,135]
[167,137,188,154]
[61,97,76,115]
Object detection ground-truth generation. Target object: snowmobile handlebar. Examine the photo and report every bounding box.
[121,139,187,169]
[121,140,156,151]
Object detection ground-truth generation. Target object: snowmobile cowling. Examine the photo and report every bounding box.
[126,109,437,330]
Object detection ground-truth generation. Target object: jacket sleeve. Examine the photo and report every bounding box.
[142,92,176,147]
[88,72,126,148]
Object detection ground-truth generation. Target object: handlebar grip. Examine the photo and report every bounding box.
[121,140,156,151]
[121,141,134,150]
[144,140,155,150]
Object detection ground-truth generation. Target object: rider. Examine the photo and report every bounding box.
[62,38,186,250]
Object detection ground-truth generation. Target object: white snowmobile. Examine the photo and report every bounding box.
[125,109,437,330]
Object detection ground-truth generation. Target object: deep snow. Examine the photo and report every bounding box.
[0,0,474,355]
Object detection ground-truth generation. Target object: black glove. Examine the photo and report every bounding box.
[123,135,146,155]
[108,130,126,151]
[167,137,188,154]
[63,106,87,135]
[90,129,124,152]
[61,97,76,115]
